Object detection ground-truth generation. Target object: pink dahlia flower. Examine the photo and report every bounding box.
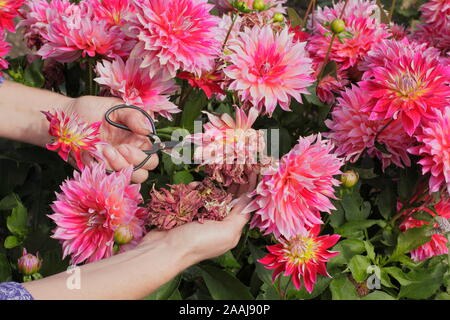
[49,163,146,264]
[95,57,179,120]
[400,198,450,262]
[178,70,225,99]
[408,107,450,194]
[89,0,135,26]
[325,85,414,170]
[224,25,314,116]
[307,15,390,72]
[189,107,267,186]
[0,29,10,76]
[42,109,104,170]
[245,134,343,239]
[0,0,24,32]
[132,0,220,77]
[419,0,450,30]
[359,50,450,136]
[37,2,134,63]
[259,225,340,292]
[411,23,450,54]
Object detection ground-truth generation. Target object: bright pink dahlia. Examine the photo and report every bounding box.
[89,0,135,26]
[325,85,414,170]
[307,15,390,71]
[245,134,343,239]
[360,49,450,136]
[49,163,146,264]
[178,70,225,99]
[95,57,179,120]
[42,109,104,170]
[412,23,450,54]
[259,225,340,292]
[419,0,450,30]
[224,25,314,116]
[132,0,220,77]
[408,107,450,194]
[400,198,450,262]
[37,2,134,63]
[0,0,24,32]
[189,107,267,186]
[0,29,10,76]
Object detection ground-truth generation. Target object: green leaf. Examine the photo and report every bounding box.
[248,243,272,285]
[335,220,386,238]
[4,235,20,249]
[398,167,419,201]
[305,84,327,108]
[330,202,345,228]
[6,201,28,237]
[330,276,359,300]
[0,193,20,211]
[214,250,241,269]
[329,239,366,267]
[200,265,253,300]
[364,241,375,262]
[318,61,337,81]
[286,7,302,27]
[180,89,208,132]
[144,275,181,300]
[348,255,371,282]
[172,170,194,185]
[341,190,371,221]
[287,276,331,300]
[362,291,396,300]
[399,263,446,299]
[382,267,415,286]
[0,253,11,282]
[374,141,391,155]
[390,226,431,261]
[376,185,395,219]
[23,59,45,88]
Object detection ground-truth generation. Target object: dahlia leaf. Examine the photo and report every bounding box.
[398,263,446,299]
[348,255,371,282]
[286,7,302,27]
[0,253,11,282]
[382,267,415,286]
[328,239,366,267]
[172,170,194,185]
[329,276,360,300]
[180,90,208,132]
[249,243,272,285]
[390,225,431,262]
[200,265,253,300]
[6,201,28,238]
[361,291,396,300]
[335,220,386,238]
[3,235,20,249]
[144,274,181,300]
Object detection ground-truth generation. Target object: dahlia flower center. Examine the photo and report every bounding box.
[0,1,5,8]
[86,209,106,228]
[392,72,424,100]
[286,236,318,264]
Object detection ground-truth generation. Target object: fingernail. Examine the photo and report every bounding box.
[104,145,117,158]
[140,118,152,133]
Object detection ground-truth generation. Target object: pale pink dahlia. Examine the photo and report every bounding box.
[307,15,390,71]
[49,163,146,264]
[189,107,267,186]
[400,198,450,262]
[0,29,10,76]
[42,109,104,170]
[95,57,179,120]
[360,50,450,136]
[259,225,340,292]
[224,25,314,116]
[0,0,24,32]
[245,134,343,239]
[38,2,134,63]
[325,85,414,170]
[408,107,450,195]
[132,0,220,77]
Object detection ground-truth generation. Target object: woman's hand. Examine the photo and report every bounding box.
[139,174,258,264]
[64,96,159,183]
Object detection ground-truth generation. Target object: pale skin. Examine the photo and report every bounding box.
[0,80,256,300]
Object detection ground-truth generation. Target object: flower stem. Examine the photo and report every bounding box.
[302,0,315,29]
[388,0,396,22]
[222,13,237,51]
[317,33,336,80]
[374,118,395,142]
[282,277,292,300]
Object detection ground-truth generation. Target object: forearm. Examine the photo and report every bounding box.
[22,234,193,300]
[0,80,74,147]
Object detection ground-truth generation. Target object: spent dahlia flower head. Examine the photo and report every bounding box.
[95,56,179,120]
[259,225,340,293]
[49,163,147,264]
[42,109,105,171]
[400,198,450,262]
[408,107,450,195]
[359,49,450,136]
[197,179,233,222]
[189,107,267,186]
[245,134,343,239]
[224,25,314,116]
[0,0,24,32]
[325,85,414,170]
[307,15,390,72]
[37,1,134,63]
[132,0,221,78]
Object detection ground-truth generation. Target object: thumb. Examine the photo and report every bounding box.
[113,106,154,136]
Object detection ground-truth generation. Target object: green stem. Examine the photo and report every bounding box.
[282,277,292,300]
[222,13,237,51]
[388,0,396,22]
[317,33,336,80]
[302,0,315,29]
[374,118,395,142]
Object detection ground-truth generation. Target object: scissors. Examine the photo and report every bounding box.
[104,104,182,172]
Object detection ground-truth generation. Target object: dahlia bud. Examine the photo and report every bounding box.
[114,225,134,245]
[234,1,250,12]
[330,19,346,34]
[17,248,42,276]
[253,0,266,11]
[341,170,359,188]
[273,13,284,23]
